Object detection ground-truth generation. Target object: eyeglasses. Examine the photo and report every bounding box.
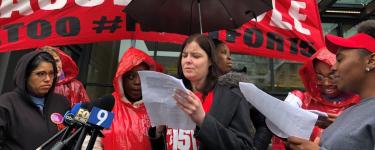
[32,71,55,80]
[316,74,336,84]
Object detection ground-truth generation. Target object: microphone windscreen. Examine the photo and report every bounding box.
[70,103,82,114]
[80,101,93,111]
[80,95,115,111]
[93,95,115,111]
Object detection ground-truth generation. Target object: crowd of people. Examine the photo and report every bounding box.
[0,20,374,150]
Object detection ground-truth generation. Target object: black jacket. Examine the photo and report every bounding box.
[0,51,70,150]
[150,72,272,150]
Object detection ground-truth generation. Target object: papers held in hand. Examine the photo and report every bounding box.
[239,82,318,139]
[138,71,196,130]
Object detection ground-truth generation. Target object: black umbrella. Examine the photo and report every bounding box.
[125,0,272,35]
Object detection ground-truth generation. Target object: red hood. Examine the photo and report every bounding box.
[299,47,359,107]
[53,48,79,85]
[102,47,161,149]
[112,47,161,105]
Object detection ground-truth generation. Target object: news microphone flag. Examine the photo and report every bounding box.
[87,106,114,129]
[74,108,90,123]
[70,103,81,115]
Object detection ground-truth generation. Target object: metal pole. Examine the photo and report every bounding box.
[198,0,203,34]
[131,39,136,47]
[269,58,275,90]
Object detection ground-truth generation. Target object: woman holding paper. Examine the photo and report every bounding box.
[149,34,271,150]
[287,20,375,150]
[271,48,360,150]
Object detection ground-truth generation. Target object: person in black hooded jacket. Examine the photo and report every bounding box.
[0,50,70,150]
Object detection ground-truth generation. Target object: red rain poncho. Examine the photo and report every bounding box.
[53,48,89,107]
[272,48,360,150]
[102,47,160,150]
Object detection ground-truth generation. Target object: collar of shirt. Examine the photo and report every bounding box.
[30,95,45,110]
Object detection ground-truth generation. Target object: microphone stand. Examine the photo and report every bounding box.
[73,125,91,150]
[51,126,84,150]
[36,127,68,150]
[60,125,75,141]
[86,129,103,150]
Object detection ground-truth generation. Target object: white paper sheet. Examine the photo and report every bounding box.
[284,92,329,118]
[138,71,196,130]
[239,82,318,139]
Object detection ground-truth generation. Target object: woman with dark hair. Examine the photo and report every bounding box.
[0,51,70,149]
[149,34,270,150]
[287,20,375,150]
[39,46,89,107]
[212,39,232,75]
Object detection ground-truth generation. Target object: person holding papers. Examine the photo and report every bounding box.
[149,34,270,150]
[100,47,163,150]
[287,20,375,150]
[271,48,360,150]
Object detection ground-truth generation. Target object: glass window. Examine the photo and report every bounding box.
[335,0,372,5]
[322,23,338,35]
[343,23,360,37]
[231,55,303,93]
[231,54,271,87]
[86,41,119,99]
[273,59,303,89]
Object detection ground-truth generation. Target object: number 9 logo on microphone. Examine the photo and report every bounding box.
[87,107,114,129]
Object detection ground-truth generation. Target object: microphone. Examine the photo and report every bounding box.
[51,103,92,150]
[36,103,82,150]
[47,96,115,150]
[73,95,115,150]
[60,103,82,141]
[85,95,115,150]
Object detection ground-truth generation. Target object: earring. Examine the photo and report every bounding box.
[366,68,371,72]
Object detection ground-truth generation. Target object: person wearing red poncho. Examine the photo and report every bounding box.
[271,48,360,150]
[101,47,163,150]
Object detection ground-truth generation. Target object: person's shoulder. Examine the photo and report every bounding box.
[0,91,22,109]
[214,83,241,98]
[359,97,375,108]
[49,93,70,107]
[214,81,245,102]
[217,72,252,89]
[0,91,20,103]
[65,79,86,90]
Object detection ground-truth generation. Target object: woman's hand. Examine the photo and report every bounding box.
[173,89,206,126]
[288,136,320,150]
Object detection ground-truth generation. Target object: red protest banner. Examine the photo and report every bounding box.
[213,0,325,62]
[0,0,324,62]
